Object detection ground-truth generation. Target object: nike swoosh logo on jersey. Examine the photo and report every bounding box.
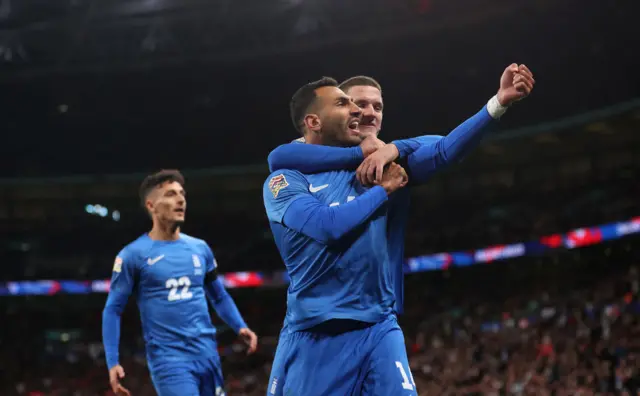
[309,184,329,193]
[147,255,165,265]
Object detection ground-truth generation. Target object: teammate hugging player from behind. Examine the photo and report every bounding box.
[102,170,258,396]
[264,64,534,395]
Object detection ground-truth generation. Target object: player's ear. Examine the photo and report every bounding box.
[303,114,321,133]
[145,199,154,215]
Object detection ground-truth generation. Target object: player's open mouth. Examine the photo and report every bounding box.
[348,120,360,133]
[174,208,185,214]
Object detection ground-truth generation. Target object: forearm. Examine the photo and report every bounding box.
[268,144,363,173]
[205,278,248,333]
[102,291,128,368]
[394,93,507,161]
[283,185,388,243]
[406,105,496,183]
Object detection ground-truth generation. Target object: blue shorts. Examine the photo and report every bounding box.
[149,354,225,396]
[267,315,417,396]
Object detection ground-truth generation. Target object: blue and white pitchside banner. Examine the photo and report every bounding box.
[1,216,639,296]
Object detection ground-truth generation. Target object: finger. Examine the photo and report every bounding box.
[514,82,532,96]
[356,162,366,185]
[117,367,126,379]
[366,162,378,185]
[514,73,535,87]
[357,162,368,186]
[515,67,533,81]
[519,64,534,80]
[375,162,384,184]
[515,79,533,93]
[506,63,518,76]
[117,385,131,396]
[359,163,370,186]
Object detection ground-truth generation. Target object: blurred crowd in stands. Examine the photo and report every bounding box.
[1,238,639,396]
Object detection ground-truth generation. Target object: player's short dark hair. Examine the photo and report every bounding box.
[139,169,185,208]
[339,76,383,94]
[289,76,338,135]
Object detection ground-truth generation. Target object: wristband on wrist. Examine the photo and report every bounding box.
[487,95,508,119]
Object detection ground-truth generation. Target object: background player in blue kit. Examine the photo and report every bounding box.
[102,170,258,396]
[267,64,535,314]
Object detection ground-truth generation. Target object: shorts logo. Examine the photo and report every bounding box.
[268,174,289,198]
[113,257,123,273]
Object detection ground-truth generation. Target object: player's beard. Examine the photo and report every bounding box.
[170,220,183,233]
[325,121,360,147]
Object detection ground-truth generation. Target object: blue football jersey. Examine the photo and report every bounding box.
[263,169,395,332]
[385,189,411,314]
[109,233,218,362]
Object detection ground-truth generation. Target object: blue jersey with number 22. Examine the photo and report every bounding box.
[108,233,219,363]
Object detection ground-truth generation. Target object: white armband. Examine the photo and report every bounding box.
[487,95,508,119]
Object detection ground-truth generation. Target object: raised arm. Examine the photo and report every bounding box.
[357,64,535,185]
[404,104,497,184]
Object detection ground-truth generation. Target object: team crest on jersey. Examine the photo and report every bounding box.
[113,257,123,273]
[268,174,289,198]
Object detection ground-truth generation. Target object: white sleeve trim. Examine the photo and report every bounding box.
[487,95,508,119]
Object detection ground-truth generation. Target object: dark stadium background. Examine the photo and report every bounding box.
[1,0,639,394]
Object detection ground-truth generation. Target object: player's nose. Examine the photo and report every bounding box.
[360,104,375,117]
[349,102,362,118]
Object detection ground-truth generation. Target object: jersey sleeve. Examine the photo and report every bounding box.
[263,170,310,224]
[263,170,388,244]
[201,243,248,333]
[391,135,444,158]
[109,248,138,296]
[202,242,220,283]
[403,106,495,185]
[268,143,363,173]
[102,248,137,369]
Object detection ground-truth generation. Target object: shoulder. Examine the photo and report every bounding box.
[180,233,211,253]
[119,234,153,262]
[263,169,309,199]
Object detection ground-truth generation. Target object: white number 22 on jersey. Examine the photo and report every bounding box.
[396,361,416,391]
[166,276,193,301]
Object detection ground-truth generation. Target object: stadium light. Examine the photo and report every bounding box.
[85,204,120,221]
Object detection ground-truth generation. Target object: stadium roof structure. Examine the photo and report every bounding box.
[0,0,590,78]
[0,0,638,178]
